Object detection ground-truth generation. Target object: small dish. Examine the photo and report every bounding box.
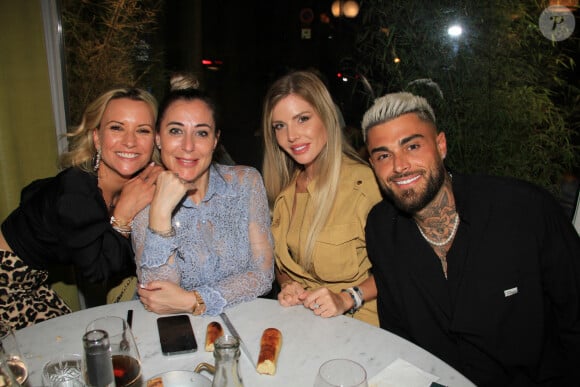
[146,370,212,387]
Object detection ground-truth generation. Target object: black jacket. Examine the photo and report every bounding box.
[366,173,580,386]
[2,168,134,282]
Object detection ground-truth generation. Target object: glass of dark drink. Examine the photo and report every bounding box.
[86,316,142,387]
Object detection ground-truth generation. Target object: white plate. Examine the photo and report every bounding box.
[146,370,212,387]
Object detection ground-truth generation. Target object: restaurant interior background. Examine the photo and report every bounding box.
[64,0,580,202]
[0,0,579,308]
[57,0,580,190]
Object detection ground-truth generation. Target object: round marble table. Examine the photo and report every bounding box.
[15,298,474,386]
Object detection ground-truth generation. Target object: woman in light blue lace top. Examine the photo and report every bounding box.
[133,79,274,316]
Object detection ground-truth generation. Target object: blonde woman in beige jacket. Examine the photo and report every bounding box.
[261,71,382,326]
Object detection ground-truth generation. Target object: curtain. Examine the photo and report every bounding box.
[0,1,59,219]
[0,1,81,311]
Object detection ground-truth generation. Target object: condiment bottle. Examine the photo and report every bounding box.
[83,329,115,387]
[212,335,244,387]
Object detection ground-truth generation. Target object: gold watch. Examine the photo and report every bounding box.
[191,290,206,315]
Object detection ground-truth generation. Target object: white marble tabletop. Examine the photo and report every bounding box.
[15,298,474,386]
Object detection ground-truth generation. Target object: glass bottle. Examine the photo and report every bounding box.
[83,329,115,387]
[212,335,244,387]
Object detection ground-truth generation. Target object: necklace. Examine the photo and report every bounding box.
[416,212,460,247]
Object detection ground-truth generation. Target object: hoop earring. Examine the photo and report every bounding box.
[93,149,101,171]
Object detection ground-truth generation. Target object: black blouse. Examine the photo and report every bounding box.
[1,168,134,282]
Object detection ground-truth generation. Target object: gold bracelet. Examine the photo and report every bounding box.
[110,216,132,235]
[191,290,206,315]
[148,226,176,238]
[112,225,131,235]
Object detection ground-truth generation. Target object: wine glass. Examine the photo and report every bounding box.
[0,322,28,385]
[86,316,141,387]
[0,351,19,387]
[314,358,368,387]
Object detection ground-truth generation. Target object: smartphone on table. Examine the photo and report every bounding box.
[156,315,198,355]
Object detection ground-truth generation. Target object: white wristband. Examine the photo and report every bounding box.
[349,287,363,310]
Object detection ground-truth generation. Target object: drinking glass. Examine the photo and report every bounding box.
[0,352,19,387]
[42,353,84,387]
[86,316,141,387]
[0,322,28,385]
[313,359,368,387]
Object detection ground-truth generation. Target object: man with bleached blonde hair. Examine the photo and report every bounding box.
[362,92,580,386]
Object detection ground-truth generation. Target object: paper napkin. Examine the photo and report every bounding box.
[369,358,440,387]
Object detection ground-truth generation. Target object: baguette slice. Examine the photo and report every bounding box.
[256,328,282,375]
[146,377,164,387]
[205,321,224,352]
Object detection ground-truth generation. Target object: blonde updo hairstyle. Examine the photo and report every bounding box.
[59,87,158,172]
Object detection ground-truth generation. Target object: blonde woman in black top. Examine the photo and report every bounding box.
[0,87,162,330]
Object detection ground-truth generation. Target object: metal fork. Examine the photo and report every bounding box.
[120,317,130,352]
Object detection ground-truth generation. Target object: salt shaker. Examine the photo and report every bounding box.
[212,335,244,387]
[83,329,115,387]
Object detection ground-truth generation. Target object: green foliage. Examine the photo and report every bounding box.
[353,0,579,192]
[62,0,164,125]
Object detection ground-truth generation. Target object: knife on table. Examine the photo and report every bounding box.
[220,312,256,367]
[126,309,133,328]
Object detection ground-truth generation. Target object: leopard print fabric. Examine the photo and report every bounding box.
[0,250,71,331]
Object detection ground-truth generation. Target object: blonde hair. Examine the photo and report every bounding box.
[261,71,364,273]
[59,88,158,172]
[361,92,436,142]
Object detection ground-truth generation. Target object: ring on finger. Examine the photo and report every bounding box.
[313,303,320,309]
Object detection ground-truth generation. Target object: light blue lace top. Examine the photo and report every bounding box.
[132,164,274,315]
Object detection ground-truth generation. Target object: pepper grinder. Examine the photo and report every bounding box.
[83,329,115,387]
